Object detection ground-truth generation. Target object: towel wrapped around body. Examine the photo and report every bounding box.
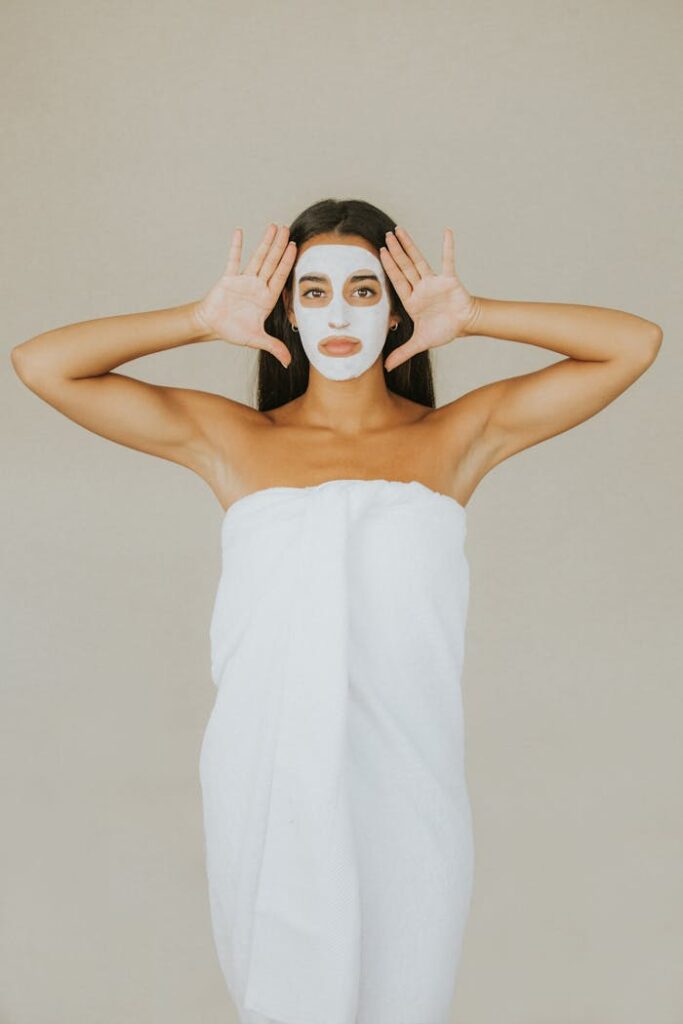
[199,478,474,1024]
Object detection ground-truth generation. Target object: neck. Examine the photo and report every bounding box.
[295,363,402,434]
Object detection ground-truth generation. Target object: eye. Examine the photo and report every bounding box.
[302,286,377,299]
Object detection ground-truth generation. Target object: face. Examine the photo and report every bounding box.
[290,240,394,381]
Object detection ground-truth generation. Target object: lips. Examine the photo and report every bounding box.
[320,336,361,356]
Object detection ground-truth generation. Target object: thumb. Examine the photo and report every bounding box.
[384,336,425,373]
[255,331,292,369]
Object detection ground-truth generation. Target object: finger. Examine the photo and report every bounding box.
[385,230,421,287]
[393,225,434,279]
[223,227,243,277]
[267,239,297,297]
[259,224,291,281]
[379,245,413,307]
[441,227,456,277]
[243,223,279,276]
[255,332,292,369]
[384,338,423,373]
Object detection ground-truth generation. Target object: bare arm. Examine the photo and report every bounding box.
[9,302,242,474]
[9,224,297,475]
[440,297,663,469]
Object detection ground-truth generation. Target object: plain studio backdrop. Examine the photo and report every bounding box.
[2,1,681,1022]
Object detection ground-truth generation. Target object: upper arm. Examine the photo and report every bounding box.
[480,346,661,464]
[11,357,251,475]
[434,338,661,490]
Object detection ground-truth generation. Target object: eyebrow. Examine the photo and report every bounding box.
[298,272,380,285]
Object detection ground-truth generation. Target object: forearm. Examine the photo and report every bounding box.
[11,300,213,380]
[465,296,662,362]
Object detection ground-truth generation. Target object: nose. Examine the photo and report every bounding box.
[327,288,350,327]
[328,292,350,329]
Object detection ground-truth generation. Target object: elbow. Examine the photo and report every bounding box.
[10,344,34,383]
[10,344,48,387]
[10,344,29,379]
[649,323,663,360]
[638,323,663,365]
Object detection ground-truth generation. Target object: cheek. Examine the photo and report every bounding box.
[296,305,325,323]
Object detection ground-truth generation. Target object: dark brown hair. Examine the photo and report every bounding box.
[256,197,435,411]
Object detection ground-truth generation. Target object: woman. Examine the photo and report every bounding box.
[11,197,662,1024]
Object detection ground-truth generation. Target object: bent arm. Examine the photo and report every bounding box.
[10,302,241,474]
[442,298,663,468]
[11,301,213,378]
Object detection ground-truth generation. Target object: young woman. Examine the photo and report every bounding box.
[11,198,662,1024]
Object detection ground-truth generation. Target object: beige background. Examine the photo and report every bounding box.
[2,1,681,1021]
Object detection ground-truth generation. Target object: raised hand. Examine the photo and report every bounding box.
[193,223,296,368]
[380,226,481,372]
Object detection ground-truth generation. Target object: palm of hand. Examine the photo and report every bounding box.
[200,274,275,349]
[381,226,479,372]
[194,224,296,368]
[402,273,476,351]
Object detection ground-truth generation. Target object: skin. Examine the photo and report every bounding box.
[10,222,663,512]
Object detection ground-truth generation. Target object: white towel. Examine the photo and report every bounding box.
[199,479,474,1024]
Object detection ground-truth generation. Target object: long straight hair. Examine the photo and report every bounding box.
[256,198,435,412]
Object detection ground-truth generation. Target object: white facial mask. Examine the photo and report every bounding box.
[291,244,392,380]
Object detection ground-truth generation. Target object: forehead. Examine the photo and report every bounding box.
[294,244,383,280]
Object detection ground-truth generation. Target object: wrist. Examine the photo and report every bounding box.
[463,295,486,336]
[188,300,215,342]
